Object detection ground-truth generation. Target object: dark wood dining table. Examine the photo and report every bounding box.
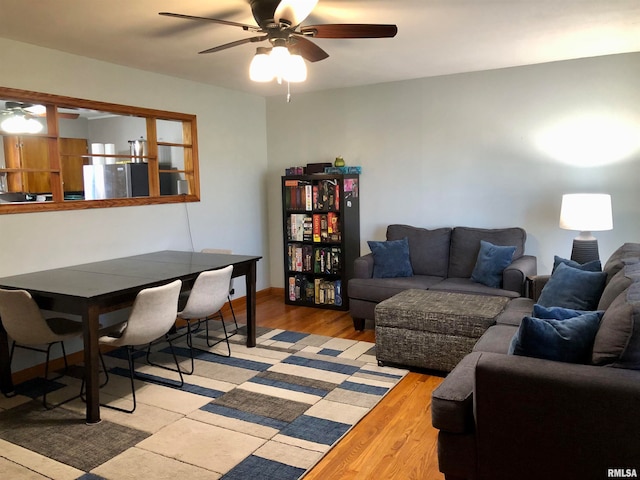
[0,250,261,424]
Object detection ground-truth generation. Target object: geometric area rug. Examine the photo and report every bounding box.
[0,324,408,480]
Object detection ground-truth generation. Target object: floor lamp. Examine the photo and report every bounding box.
[559,193,613,264]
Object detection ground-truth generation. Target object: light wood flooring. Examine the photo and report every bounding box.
[247,290,446,480]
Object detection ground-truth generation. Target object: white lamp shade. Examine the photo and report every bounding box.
[249,48,274,82]
[284,53,307,83]
[559,193,613,232]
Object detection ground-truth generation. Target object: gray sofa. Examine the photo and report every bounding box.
[348,225,537,330]
[432,242,640,480]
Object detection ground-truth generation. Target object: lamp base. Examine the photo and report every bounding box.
[571,238,599,264]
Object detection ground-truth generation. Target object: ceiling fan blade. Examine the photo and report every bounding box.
[275,0,318,27]
[291,37,329,62]
[300,24,398,39]
[198,35,268,54]
[159,12,261,32]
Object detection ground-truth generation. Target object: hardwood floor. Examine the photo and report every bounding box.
[239,291,445,480]
[11,289,445,479]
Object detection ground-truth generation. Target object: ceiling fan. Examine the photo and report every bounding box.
[1,102,80,120]
[159,0,397,83]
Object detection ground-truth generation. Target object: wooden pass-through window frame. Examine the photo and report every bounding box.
[0,86,200,215]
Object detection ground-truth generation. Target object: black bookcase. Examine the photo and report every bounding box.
[282,174,360,310]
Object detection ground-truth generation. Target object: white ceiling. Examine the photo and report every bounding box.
[1,0,640,97]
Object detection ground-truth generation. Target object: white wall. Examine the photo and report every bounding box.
[0,39,268,281]
[0,39,269,369]
[266,52,640,287]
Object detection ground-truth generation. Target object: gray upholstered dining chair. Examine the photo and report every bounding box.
[94,279,183,413]
[175,265,234,372]
[0,288,85,409]
[201,248,239,334]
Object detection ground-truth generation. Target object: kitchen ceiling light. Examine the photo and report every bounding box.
[1,113,43,134]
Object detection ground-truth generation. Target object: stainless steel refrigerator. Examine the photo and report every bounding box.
[83,163,149,200]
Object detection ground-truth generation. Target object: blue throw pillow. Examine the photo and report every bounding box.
[509,312,602,363]
[552,255,602,273]
[471,240,516,288]
[537,262,607,311]
[368,237,413,278]
[532,304,604,320]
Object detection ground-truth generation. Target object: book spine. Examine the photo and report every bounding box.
[305,184,313,211]
[313,214,321,242]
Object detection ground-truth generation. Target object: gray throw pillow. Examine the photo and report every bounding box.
[598,266,634,311]
[592,278,640,369]
[537,262,607,311]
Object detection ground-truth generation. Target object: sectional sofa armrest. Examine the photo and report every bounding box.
[353,253,375,279]
[474,353,640,479]
[502,254,537,295]
[432,352,482,434]
[529,274,550,301]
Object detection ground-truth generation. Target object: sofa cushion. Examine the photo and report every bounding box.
[552,255,601,273]
[508,312,602,364]
[386,225,452,277]
[592,270,640,369]
[495,297,535,326]
[473,324,519,354]
[430,277,520,298]
[367,237,413,278]
[602,242,640,283]
[471,240,516,288]
[448,227,526,279]
[348,275,443,303]
[537,262,607,311]
[597,263,636,311]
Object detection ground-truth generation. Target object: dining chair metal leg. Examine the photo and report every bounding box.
[8,340,82,409]
[147,322,196,376]
[205,312,231,357]
[227,296,239,336]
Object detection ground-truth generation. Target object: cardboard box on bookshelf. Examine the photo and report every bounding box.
[323,166,362,174]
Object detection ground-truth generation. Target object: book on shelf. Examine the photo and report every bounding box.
[287,274,315,303]
[287,243,314,273]
[284,180,312,210]
[312,214,321,242]
[314,246,341,274]
[287,214,307,241]
[312,213,340,243]
[312,179,339,211]
[313,279,342,306]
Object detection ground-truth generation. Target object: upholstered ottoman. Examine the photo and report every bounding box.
[375,289,511,371]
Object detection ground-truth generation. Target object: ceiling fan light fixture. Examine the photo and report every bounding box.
[284,52,307,83]
[249,47,274,82]
[275,0,319,27]
[270,43,292,83]
[1,114,43,134]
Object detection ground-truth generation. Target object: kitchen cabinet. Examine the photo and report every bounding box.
[3,136,87,194]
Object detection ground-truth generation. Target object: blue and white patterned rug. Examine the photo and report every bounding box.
[0,325,408,479]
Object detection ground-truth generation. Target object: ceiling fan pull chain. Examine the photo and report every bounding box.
[287,81,291,103]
